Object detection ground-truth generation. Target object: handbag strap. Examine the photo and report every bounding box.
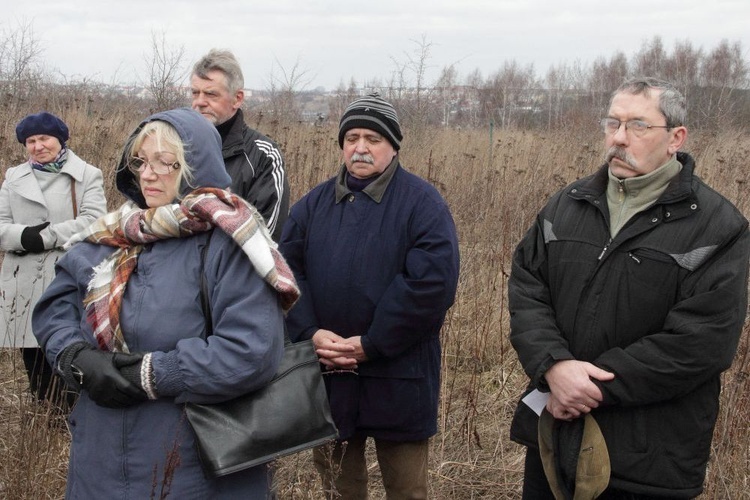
[70,177,78,218]
[198,233,290,345]
[200,236,213,337]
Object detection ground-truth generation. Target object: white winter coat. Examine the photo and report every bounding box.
[0,151,106,348]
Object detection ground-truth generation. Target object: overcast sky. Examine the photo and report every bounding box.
[3,0,749,91]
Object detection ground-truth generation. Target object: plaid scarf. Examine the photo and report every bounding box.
[65,187,300,352]
[30,147,68,173]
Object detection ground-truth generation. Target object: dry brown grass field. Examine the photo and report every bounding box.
[1,105,748,499]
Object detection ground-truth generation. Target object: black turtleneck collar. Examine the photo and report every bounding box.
[215,111,240,142]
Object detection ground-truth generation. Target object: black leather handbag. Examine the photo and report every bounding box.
[185,239,338,478]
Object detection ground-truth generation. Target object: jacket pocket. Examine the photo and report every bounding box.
[616,247,680,340]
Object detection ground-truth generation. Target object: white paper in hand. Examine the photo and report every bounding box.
[522,389,549,416]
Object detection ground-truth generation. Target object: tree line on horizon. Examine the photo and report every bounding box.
[1,19,748,133]
[323,35,749,132]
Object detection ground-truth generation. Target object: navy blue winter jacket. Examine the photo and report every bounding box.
[280,161,460,441]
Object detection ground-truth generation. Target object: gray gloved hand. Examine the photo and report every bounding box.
[21,221,50,253]
[59,342,147,408]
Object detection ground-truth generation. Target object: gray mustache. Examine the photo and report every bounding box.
[351,153,374,164]
[606,147,636,168]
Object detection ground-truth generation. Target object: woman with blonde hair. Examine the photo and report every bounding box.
[33,108,298,498]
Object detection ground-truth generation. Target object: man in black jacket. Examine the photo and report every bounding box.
[509,77,749,498]
[191,49,289,241]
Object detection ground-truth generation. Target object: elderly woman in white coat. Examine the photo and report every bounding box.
[0,112,107,407]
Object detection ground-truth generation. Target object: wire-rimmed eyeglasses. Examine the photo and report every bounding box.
[600,118,671,138]
[127,156,180,175]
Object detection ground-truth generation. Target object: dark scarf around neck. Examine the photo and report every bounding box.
[30,147,68,173]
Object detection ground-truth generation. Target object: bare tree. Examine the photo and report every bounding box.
[696,39,749,127]
[664,40,702,90]
[435,64,459,127]
[387,35,434,127]
[265,56,314,122]
[462,68,484,127]
[0,19,45,107]
[387,57,409,101]
[588,51,629,112]
[406,35,433,125]
[330,77,359,122]
[545,63,569,130]
[485,60,536,128]
[144,30,187,111]
[633,36,667,78]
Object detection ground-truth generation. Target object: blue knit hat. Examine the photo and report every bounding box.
[338,93,403,150]
[16,112,69,146]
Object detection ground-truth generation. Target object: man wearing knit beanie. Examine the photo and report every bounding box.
[280,93,460,498]
[338,93,403,152]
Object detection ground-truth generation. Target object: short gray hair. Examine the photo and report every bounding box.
[611,77,686,128]
[192,49,244,95]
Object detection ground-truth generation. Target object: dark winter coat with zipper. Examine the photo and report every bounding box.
[508,152,749,498]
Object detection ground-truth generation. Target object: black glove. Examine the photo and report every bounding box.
[119,361,146,391]
[61,343,147,408]
[21,221,50,253]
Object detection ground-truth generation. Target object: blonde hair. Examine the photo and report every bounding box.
[129,121,195,196]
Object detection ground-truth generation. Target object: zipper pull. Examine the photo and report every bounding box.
[598,243,609,260]
[598,238,613,260]
[628,252,641,264]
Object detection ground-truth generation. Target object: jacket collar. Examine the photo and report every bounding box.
[7,151,85,207]
[572,151,696,205]
[59,151,87,182]
[335,156,400,204]
[221,109,246,157]
[606,157,681,200]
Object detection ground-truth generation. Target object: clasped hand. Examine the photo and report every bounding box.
[544,360,615,421]
[71,348,147,408]
[312,329,367,371]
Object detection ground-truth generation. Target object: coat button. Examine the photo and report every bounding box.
[651,218,658,223]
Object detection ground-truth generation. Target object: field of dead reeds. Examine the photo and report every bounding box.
[1,104,748,499]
